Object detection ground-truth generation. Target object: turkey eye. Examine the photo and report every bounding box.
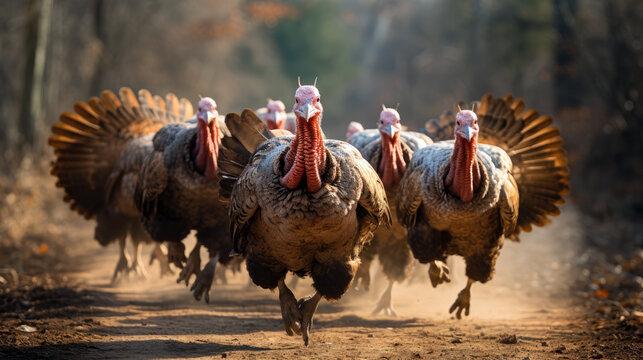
[295,99,299,104]
[456,121,461,126]
[317,97,321,102]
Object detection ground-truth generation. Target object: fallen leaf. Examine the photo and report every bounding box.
[593,289,609,299]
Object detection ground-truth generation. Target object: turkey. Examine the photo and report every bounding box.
[218,83,390,345]
[398,94,569,318]
[256,98,296,132]
[134,97,235,303]
[48,87,188,283]
[345,121,364,140]
[347,106,449,316]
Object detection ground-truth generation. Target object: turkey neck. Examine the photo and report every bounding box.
[280,115,326,192]
[444,135,481,202]
[267,119,285,130]
[379,132,406,188]
[192,120,219,181]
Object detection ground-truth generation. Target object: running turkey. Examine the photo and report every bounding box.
[218,83,390,345]
[48,88,187,283]
[134,97,233,303]
[398,94,569,318]
[347,106,449,316]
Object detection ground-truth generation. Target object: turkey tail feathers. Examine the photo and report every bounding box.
[49,87,193,218]
[423,110,456,142]
[218,109,276,202]
[476,94,569,237]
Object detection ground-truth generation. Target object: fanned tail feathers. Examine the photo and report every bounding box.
[477,94,570,236]
[48,87,193,218]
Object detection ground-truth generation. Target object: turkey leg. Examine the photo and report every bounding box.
[167,242,187,269]
[191,253,218,303]
[449,278,473,319]
[177,243,201,286]
[128,239,149,278]
[353,258,372,292]
[371,280,397,317]
[287,274,299,290]
[149,243,173,278]
[277,278,302,337]
[214,265,228,285]
[429,260,451,288]
[298,291,322,346]
[111,237,130,285]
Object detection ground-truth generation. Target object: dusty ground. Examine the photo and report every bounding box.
[0,206,640,359]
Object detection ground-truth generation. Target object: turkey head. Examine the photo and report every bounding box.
[280,83,326,193]
[378,105,406,188]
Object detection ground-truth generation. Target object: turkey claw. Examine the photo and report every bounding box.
[111,253,130,285]
[278,283,302,336]
[372,282,396,317]
[177,246,201,286]
[298,292,322,346]
[429,260,451,288]
[128,258,148,279]
[190,259,215,303]
[449,287,471,320]
[149,244,173,278]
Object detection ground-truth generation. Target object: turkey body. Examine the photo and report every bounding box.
[230,136,387,299]
[136,116,233,302]
[348,131,431,282]
[401,141,512,282]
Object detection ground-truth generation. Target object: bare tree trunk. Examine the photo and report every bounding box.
[19,0,52,153]
[553,0,582,110]
[90,0,106,95]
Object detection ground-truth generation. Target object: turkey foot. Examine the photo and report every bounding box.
[111,238,130,285]
[449,278,473,319]
[277,279,302,337]
[371,280,397,317]
[191,254,218,303]
[149,243,173,278]
[353,260,371,292]
[177,243,201,286]
[167,242,187,269]
[429,260,451,288]
[297,291,322,346]
[128,241,149,279]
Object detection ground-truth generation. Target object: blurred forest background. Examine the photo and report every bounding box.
[0,0,641,299]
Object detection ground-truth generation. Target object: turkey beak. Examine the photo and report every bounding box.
[460,125,474,142]
[382,124,397,137]
[296,102,319,122]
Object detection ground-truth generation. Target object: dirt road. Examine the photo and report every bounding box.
[3,207,632,359]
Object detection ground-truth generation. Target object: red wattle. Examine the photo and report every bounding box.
[445,136,479,202]
[379,132,406,188]
[193,120,219,181]
[280,116,325,192]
